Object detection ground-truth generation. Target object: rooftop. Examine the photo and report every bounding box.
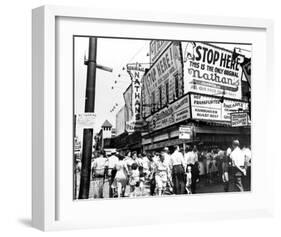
[102,119,112,128]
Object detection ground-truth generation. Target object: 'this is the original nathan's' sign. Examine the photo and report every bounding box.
[146,94,190,131]
[183,42,244,100]
[190,94,249,122]
[149,40,171,64]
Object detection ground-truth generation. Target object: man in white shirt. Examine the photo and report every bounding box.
[170,145,185,194]
[91,151,107,198]
[230,140,246,192]
[184,146,198,166]
[242,145,252,190]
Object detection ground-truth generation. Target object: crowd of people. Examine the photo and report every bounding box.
[74,139,251,199]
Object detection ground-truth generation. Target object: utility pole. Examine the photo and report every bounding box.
[78,37,113,199]
[78,37,97,199]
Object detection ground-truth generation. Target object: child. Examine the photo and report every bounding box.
[185,165,192,194]
[155,153,169,196]
[129,162,140,197]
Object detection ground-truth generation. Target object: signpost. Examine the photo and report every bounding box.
[179,125,193,152]
[179,125,192,139]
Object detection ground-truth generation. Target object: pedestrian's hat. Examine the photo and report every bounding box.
[163,147,169,151]
[232,140,240,146]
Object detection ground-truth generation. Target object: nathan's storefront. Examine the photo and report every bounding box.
[142,92,250,152]
[140,40,251,152]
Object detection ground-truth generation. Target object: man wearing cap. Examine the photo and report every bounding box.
[230,140,246,192]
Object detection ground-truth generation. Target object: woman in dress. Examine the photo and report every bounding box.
[112,155,129,198]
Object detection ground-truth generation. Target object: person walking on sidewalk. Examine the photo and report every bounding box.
[221,151,230,192]
[91,150,107,198]
[107,151,119,197]
[112,154,129,198]
[155,153,169,196]
[170,145,186,195]
[230,140,246,192]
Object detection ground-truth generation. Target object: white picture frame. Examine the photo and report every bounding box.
[32,5,274,231]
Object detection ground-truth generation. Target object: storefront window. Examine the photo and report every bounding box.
[158,85,162,108]
[151,91,155,112]
[174,74,179,99]
[165,82,169,104]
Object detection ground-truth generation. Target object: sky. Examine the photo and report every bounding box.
[74,37,151,139]
[74,37,251,141]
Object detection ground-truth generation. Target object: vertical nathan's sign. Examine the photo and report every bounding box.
[127,63,146,121]
[125,63,146,133]
[183,42,243,100]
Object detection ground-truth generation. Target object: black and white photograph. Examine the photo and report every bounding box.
[73,36,251,200]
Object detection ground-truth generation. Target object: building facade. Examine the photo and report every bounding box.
[140,40,251,152]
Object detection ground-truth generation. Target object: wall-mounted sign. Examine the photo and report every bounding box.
[125,120,148,133]
[183,42,244,100]
[190,94,248,122]
[231,112,249,127]
[149,40,171,64]
[146,94,190,132]
[142,41,183,117]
